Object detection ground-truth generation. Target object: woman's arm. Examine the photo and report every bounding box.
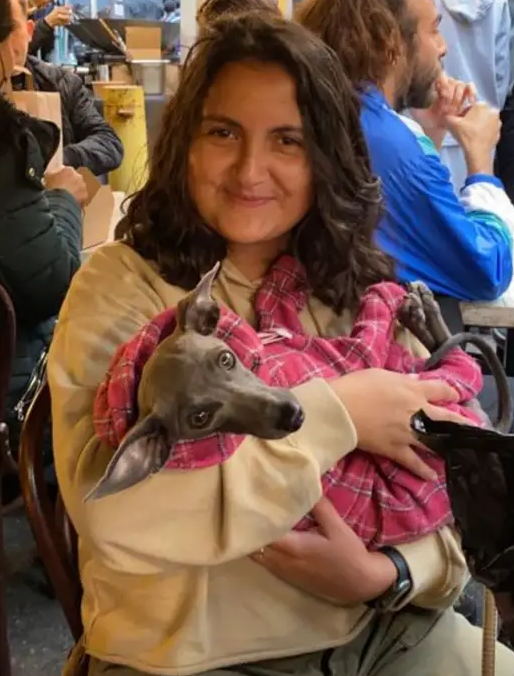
[255,498,467,611]
[0,145,82,324]
[49,246,358,575]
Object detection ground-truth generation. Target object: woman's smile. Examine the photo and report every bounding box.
[224,189,275,208]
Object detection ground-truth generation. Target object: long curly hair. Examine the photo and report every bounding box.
[118,13,394,314]
[295,0,417,88]
[196,0,280,27]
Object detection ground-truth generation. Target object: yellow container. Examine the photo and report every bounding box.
[99,85,149,194]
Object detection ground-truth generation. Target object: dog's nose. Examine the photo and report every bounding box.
[277,401,305,433]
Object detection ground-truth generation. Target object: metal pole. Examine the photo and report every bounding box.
[180,0,202,63]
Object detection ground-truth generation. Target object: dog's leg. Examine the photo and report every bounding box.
[398,282,452,351]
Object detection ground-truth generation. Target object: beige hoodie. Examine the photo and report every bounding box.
[48,242,468,676]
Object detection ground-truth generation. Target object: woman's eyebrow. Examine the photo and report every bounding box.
[202,114,242,128]
[272,125,303,134]
[202,115,303,135]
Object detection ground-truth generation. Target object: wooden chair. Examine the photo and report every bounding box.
[0,283,16,676]
[18,380,89,676]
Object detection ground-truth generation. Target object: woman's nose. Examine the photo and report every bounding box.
[234,141,268,186]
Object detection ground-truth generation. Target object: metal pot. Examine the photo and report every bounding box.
[129,60,166,95]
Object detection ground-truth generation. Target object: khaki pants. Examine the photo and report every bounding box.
[88,607,514,676]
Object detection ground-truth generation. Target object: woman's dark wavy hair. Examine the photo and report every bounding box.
[118,13,394,313]
[196,0,280,27]
[295,0,417,89]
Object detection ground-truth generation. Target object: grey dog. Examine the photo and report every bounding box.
[86,268,511,502]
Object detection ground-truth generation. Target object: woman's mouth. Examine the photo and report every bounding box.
[226,191,273,207]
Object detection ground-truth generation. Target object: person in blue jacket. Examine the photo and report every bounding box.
[297,0,514,634]
[297,0,514,307]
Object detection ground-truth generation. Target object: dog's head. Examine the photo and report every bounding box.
[86,262,304,501]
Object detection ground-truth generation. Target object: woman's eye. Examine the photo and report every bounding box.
[278,136,302,148]
[188,410,212,429]
[207,127,236,140]
[218,350,236,370]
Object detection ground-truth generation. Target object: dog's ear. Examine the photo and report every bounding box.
[85,415,170,501]
[177,262,221,336]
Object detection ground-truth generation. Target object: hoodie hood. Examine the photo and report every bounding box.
[441,0,494,22]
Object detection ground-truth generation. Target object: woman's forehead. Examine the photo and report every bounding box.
[202,60,303,125]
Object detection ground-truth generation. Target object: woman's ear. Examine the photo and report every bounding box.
[176,261,221,335]
[85,415,171,501]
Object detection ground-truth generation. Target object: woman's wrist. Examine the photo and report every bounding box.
[360,551,398,602]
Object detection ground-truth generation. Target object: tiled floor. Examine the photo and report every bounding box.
[4,509,71,676]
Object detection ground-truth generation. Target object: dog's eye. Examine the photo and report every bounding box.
[218,350,236,370]
[188,410,212,429]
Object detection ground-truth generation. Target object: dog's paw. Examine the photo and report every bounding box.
[399,281,451,350]
[399,283,437,351]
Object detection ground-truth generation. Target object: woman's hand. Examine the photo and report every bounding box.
[251,498,397,605]
[329,369,468,481]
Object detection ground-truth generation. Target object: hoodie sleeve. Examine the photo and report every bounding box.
[48,245,359,573]
[61,72,124,176]
[377,129,514,302]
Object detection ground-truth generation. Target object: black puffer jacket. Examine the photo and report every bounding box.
[18,56,124,177]
[0,94,82,458]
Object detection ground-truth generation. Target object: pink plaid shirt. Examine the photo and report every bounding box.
[95,255,483,548]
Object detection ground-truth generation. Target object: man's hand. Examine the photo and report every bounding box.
[446,103,501,175]
[251,498,397,605]
[44,5,73,28]
[410,74,476,149]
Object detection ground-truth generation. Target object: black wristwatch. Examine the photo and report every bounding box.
[366,546,413,611]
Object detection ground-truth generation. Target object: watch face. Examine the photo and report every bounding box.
[375,578,412,611]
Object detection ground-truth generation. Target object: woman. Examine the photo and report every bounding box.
[48,13,514,676]
[0,0,85,503]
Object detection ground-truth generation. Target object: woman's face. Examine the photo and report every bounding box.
[188,60,313,262]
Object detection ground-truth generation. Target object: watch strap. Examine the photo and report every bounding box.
[366,546,413,611]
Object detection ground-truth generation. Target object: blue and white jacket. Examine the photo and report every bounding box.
[360,86,514,304]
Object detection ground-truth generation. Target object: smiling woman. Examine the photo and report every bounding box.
[47,10,514,676]
[117,11,388,309]
[187,60,313,276]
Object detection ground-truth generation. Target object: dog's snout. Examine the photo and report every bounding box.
[277,401,305,433]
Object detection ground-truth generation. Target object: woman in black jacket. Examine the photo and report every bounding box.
[0,0,86,503]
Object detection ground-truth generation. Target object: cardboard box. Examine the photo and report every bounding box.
[125,26,162,60]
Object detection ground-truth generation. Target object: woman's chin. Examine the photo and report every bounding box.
[216,216,284,245]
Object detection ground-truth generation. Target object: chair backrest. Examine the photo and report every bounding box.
[0,475,11,676]
[0,285,17,476]
[18,380,83,643]
[0,283,15,676]
[0,284,15,419]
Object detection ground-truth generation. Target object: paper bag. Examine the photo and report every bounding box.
[9,70,63,172]
[77,168,119,251]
